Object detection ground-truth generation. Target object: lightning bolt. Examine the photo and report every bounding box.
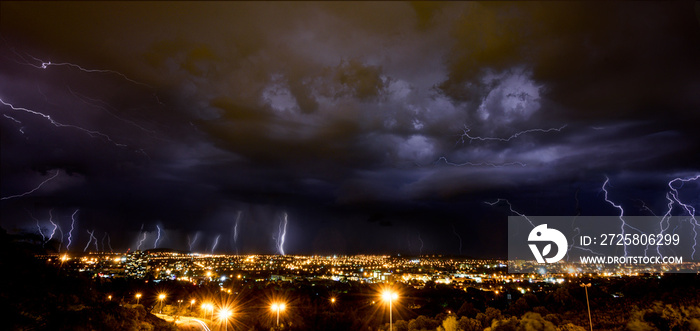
[46,209,56,239]
[2,113,22,124]
[68,87,157,135]
[35,218,46,243]
[1,169,60,200]
[137,232,147,251]
[457,125,567,144]
[211,234,221,254]
[434,157,526,168]
[485,199,535,227]
[233,211,242,255]
[102,232,108,252]
[84,230,96,252]
[2,113,25,134]
[18,52,152,88]
[417,232,424,256]
[451,225,463,255]
[92,231,99,252]
[635,199,657,216]
[486,197,604,260]
[57,226,64,252]
[187,232,200,252]
[107,233,113,253]
[67,209,78,251]
[153,225,162,249]
[601,176,646,257]
[6,46,164,106]
[0,98,128,147]
[277,213,288,255]
[661,175,700,259]
[47,210,60,249]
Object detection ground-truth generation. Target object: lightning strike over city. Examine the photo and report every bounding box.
[153,225,162,249]
[232,211,241,254]
[66,209,78,251]
[210,234,220,254]
[417,232,424,256]
[47,210,58,242]
[187,232,200,252]
[2,2,699,330]
[83,230,95,252]
[136,232,147,251]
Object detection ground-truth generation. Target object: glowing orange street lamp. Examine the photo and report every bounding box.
[218,308,233,331]
[271,302,286,327]
[190,299,196,310]
[381,290,399,331]
[135,293,142,305]
[158,293,166,314]
[201,303,214,321]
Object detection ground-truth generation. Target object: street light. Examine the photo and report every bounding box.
[271,302,286,327]
[158,293,166,314]
[201,303,214,321]
[381,290,399,331]
[135,293,142,305]
[580,283,593,331]
[218,308,233,331]
[190,299,196,310]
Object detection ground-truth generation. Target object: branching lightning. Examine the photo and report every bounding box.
[46,209,56,239]
[47,210,61,250]
[35,218,46,243]
[601,176,646,257]
[1,169,60,201]
[457,125,567,144]
[659,175,700,258]
[187,232,200,252]
[84,230,96,252]
[434,156,526,168]
[0,98,127,147]
[484,199,535,227]
[92,231,99,252]
[635,199,657,216]
[486,197,604,258]
[20,53,152,88]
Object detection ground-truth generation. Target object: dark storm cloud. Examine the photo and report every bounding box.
[1,2,698,255]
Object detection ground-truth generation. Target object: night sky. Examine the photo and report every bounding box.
[1,2,699,257]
